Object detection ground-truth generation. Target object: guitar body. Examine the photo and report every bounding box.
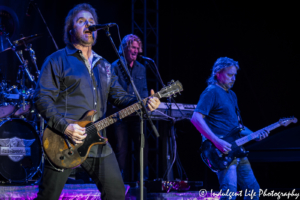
[200,117,298,172]
[43,110,108,169]
[201,128,248,172]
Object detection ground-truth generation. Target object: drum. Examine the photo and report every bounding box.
[0,119,42,182]
[14,101,31,116]
[0,84,19,118]
[0,102,16,118]
[14,88,34,117]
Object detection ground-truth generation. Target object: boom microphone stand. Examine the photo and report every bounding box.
[140,57,185,181]
[102,26,160,200]
[27,0,59,50]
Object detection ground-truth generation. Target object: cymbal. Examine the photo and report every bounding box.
[13,34,43,46]
[0,5,20,52]
[0,34,43,53]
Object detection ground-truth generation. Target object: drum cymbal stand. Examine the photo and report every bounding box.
[4,31,36,85]
[25,43,40,77]
[4,31,36,113]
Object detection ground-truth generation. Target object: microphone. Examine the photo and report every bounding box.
[26,0,35,16]
[139,55,154,61]
[88,23,117,31]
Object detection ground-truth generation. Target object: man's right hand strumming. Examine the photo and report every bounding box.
[213,137,232,154]
[64,124,87,144]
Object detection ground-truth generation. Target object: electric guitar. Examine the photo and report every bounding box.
[43,80,183,169]
[201,117,297,172]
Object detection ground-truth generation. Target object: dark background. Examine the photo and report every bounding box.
[1,0,299,190]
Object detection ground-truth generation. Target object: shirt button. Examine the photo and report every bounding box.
[94,87,96,90]
[95,102,97,105]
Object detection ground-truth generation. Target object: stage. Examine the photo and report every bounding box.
[0,183,218,200]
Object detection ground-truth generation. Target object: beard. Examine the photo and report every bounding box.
[73,31,96,46]
[226,82,235,89]
[217,82,234,91]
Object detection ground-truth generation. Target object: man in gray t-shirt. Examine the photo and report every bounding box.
[191,57,268,200]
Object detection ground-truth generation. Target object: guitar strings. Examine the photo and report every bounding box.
[83,95,156,133]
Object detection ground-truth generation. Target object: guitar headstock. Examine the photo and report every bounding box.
[156,80,183,99]
[279,117,298,126]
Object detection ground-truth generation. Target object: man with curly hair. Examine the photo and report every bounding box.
[107,34,149,181]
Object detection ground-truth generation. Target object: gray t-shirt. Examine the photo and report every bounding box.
[194,84,240,141]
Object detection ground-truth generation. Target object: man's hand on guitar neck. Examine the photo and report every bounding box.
[64,124,87,144]
[255,129,269,141]
[213,137,232,154]
[147,89,160,111]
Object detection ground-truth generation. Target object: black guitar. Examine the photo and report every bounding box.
[200,117,297,172]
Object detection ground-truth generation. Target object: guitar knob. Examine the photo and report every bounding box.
[60,156,65,160]
[223,161,228,166]
[225,157,228,160]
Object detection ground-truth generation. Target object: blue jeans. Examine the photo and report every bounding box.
[216,157,260,200]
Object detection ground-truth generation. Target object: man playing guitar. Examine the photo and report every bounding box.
[191,57,268,200]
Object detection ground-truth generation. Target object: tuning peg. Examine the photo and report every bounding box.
[168,80,175,86]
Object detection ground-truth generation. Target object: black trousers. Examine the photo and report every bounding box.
[35,153,125,200]
[107,119,149,181]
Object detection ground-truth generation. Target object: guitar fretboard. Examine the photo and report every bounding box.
[235,122,281,146]
[92,96,155,132]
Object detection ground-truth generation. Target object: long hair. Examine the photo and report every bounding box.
[207,57,239,85]
[63,3,98,45]
[118,34,143,54]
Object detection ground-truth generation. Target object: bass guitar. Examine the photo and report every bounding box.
[201,117,297,172]
[43,80,183,169]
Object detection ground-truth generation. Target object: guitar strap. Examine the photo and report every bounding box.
[228,90,244,128]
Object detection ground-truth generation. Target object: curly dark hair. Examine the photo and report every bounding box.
[63,3,98,45]
[207,57,240,85]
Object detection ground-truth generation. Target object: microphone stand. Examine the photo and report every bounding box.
[142,57,184,181]
[30,0,59,50]
[104,27,159,200]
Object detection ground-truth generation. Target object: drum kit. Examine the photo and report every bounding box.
[0,6,43,184]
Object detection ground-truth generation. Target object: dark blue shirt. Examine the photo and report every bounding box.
[194,84,240,140]
[107,57,148,115]
[111,57,148,99]
[34,44,137,157]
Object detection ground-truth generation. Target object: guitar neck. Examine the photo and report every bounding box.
[235,122,281,146]
[93,94,158,132]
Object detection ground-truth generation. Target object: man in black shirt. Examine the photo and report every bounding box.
[107,34,149,181]
[34,4,160,200]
